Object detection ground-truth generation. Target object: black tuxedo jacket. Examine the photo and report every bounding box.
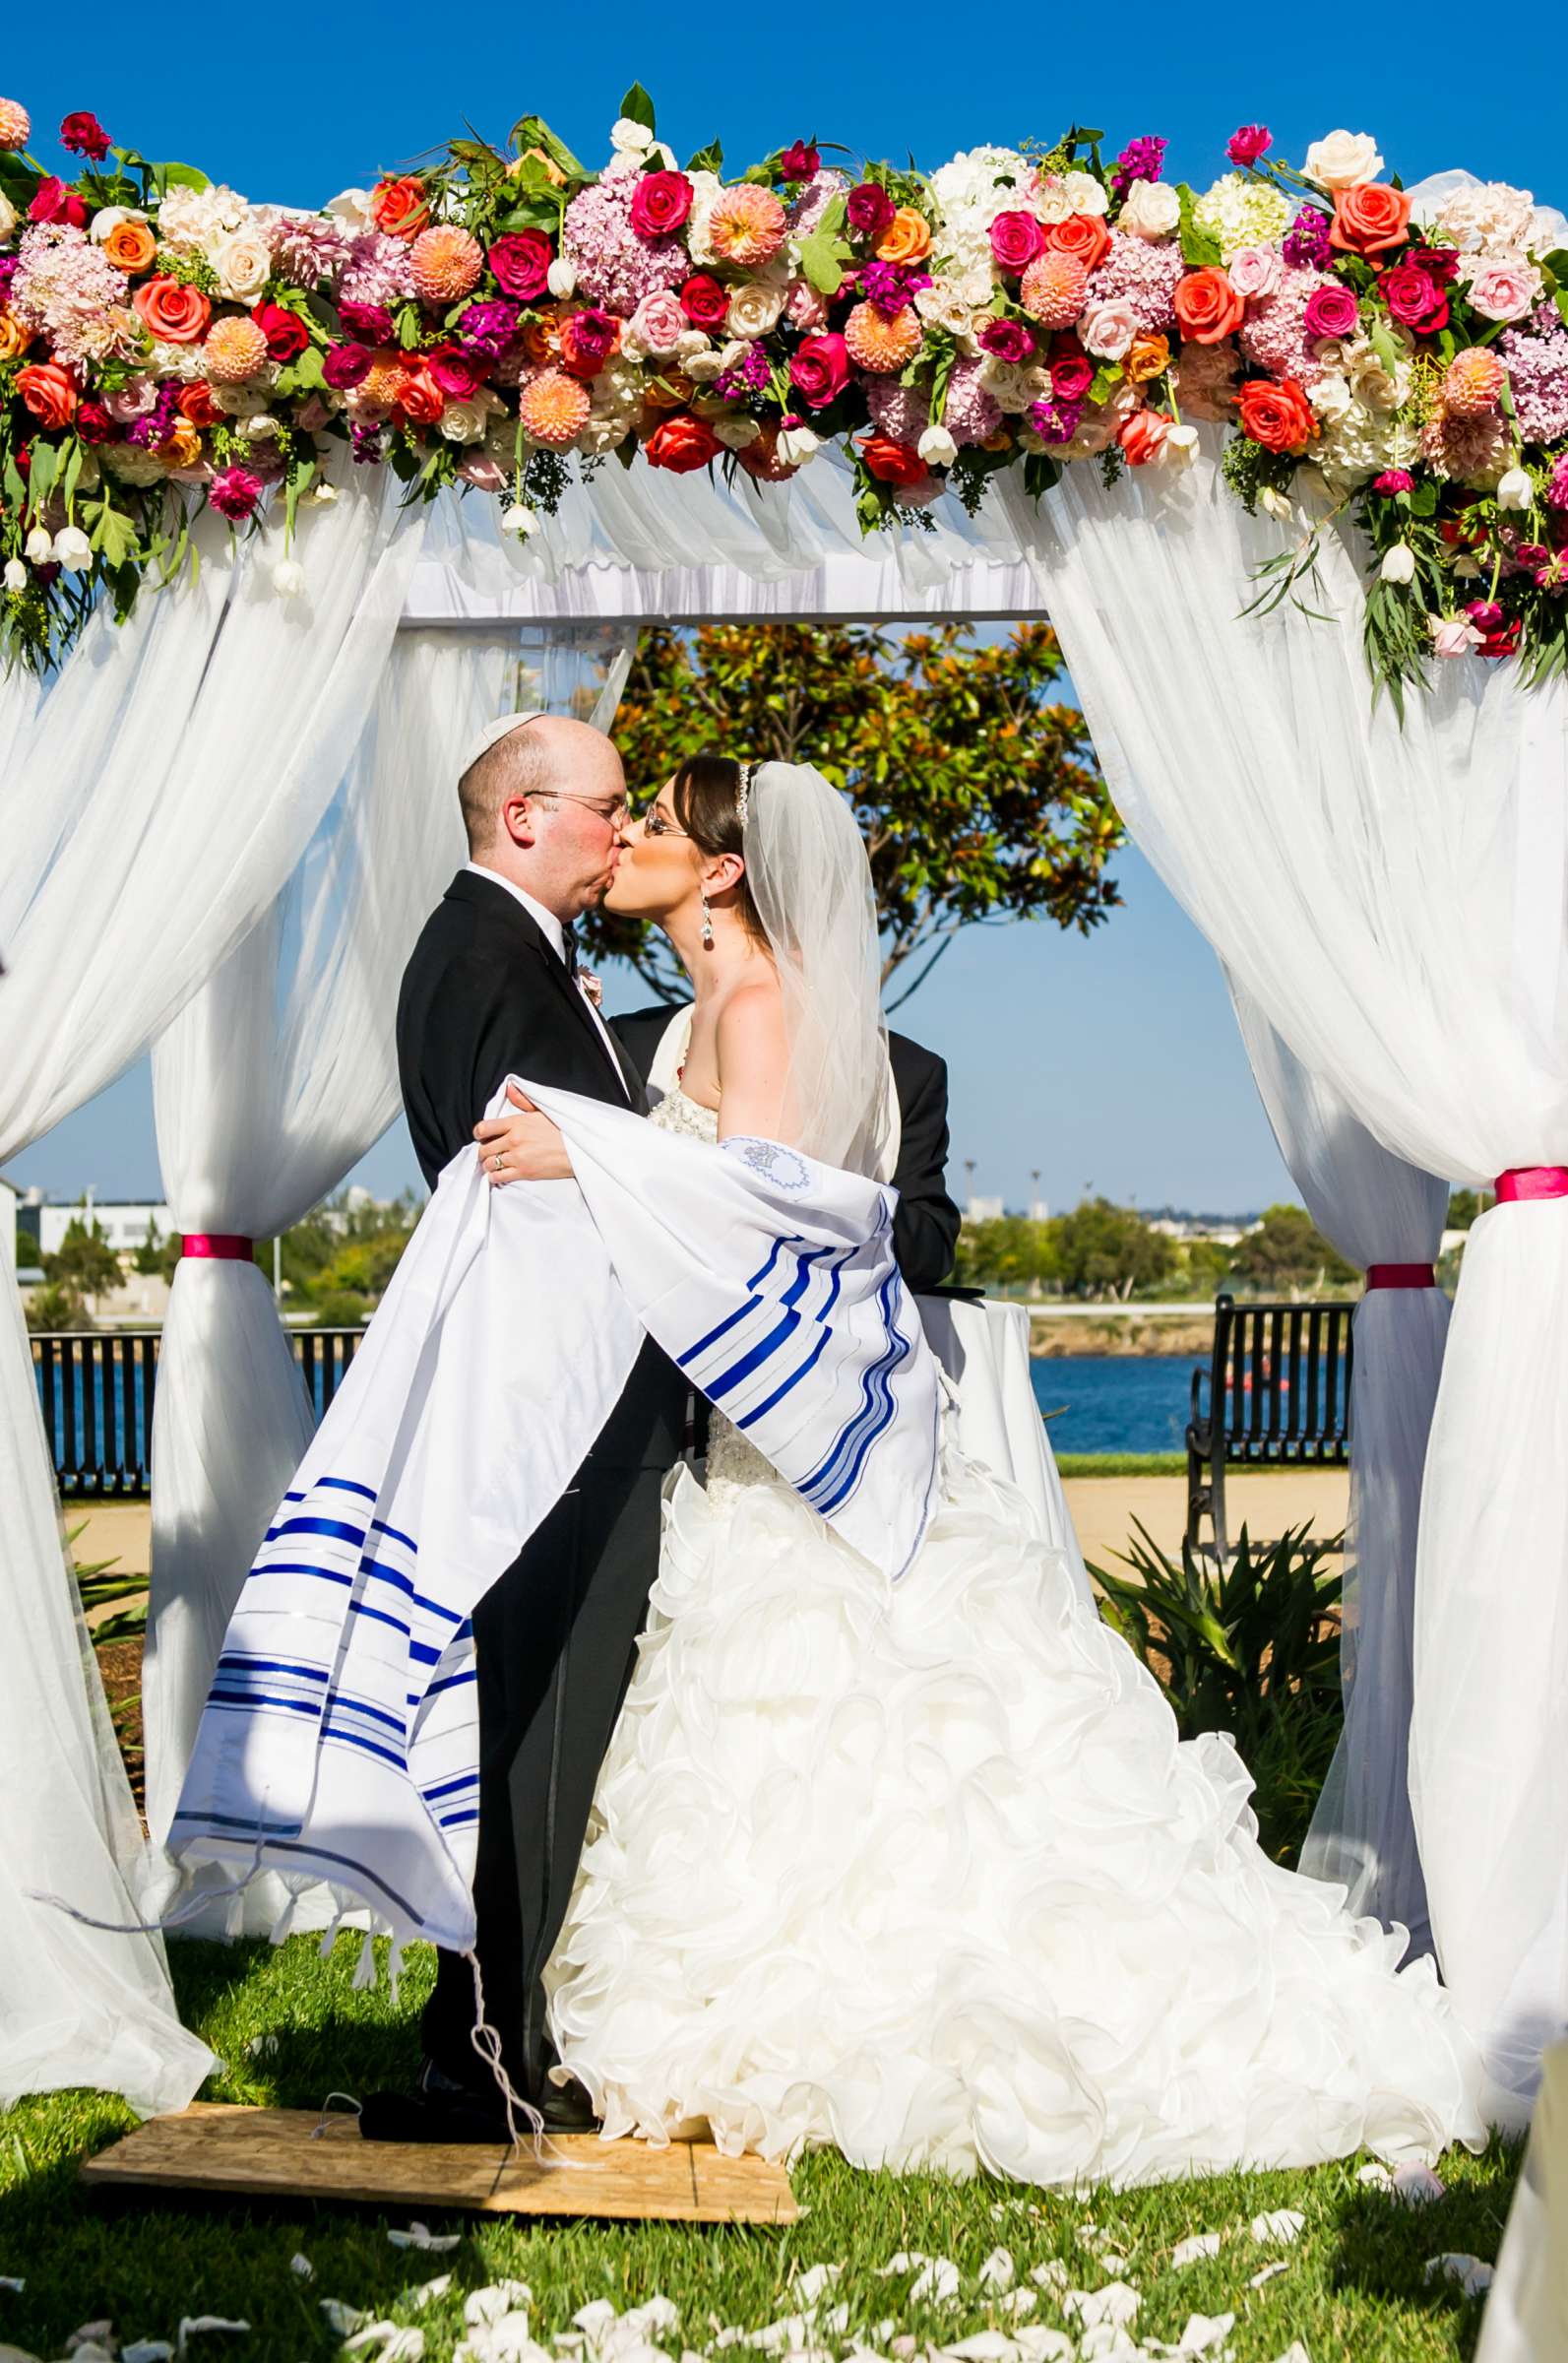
[611,1005,961,1294]
[396,869,680,1469]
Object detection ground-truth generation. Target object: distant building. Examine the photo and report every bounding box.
[0,1178,15,1275]
[35,1197,174,1257]
[1028,1198,1049,1224]
[965,1195,1005,1223]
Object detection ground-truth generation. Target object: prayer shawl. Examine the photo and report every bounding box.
[170,1082,941,1951]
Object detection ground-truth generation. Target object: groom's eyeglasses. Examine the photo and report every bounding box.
[532,790,630,830]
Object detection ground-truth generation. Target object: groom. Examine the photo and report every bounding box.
[382,711,686,2140]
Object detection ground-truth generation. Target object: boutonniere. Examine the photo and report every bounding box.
[578,968,603,1008]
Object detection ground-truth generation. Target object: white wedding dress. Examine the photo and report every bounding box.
[545,1087,1485,2187]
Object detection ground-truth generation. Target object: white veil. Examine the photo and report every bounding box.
[741,761,898,1182]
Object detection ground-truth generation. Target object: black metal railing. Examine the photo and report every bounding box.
[1185,1292,1355,1557]
[31,1327,366,1499]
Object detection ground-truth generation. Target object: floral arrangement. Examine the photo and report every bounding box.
[4,89,1568,701]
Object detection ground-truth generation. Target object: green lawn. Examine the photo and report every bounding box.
[1055,1452,1189,1479]
[1,1936,1517,2363]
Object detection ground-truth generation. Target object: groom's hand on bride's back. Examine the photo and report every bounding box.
[473,1082,573,1183]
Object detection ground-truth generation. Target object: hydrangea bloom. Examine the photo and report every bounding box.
[11,223,124,365]
[340,230,416,308]
[943,354,1005,445]
[1498,323,1568,444]
[156,182,251,257]
[1083,230,1184,334]
[930,147,1035,293]
[1239,268,1338,388]
[564,174,691,311]
[1192,172,1292,263]
[270,212,352,292]
[863,377,930,444]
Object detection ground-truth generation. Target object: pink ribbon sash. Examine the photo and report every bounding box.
[1494,1168,1568,1204]
[1365,1262,1436,1290]
[179,1234,255,1260]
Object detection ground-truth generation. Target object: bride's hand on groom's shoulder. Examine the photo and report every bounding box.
[474,1083,574,1184]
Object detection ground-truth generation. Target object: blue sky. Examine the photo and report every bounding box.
[8,10,1560,1215]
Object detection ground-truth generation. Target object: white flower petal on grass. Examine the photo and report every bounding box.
[1249,2211,1305,2246]
[0,2280,24,2293]
[1097,2256,1129,2274]
[124,2346,174,2363]
[466,2290,533,2329]
[1062,2284,1141,2331]
[461,2327,549,2363]
[1248,2263,1289,2290]
[1354,2164,1393,2192]
[245,2034,279,2058]
[1423,2255,1493,2297]
[1170,2235,1222,2269]
[1270,2345,1312,2363]
[790,2268,843,2308]
[1174,2314,1235,2355]
[177,2323,250,2354]
[409,2279,453,2310]
[1009,2333,1073,2363]
[912,2263,962,2306]
[1391,2165,1446,2208]
[622,2302,679,2341]
[388,2224,461,2254]
[977,2251,1016,2294]
[66,2327,112,2350]
[1073,2330,1142,2363]
[289,2258,314,2282]
[1028,2264,1070,2294]
[938,2335,1021,2362]
[996,2292,1037,2320]
[320,2304,370,2337]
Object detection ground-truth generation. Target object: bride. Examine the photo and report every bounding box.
[477,753,1485,2187]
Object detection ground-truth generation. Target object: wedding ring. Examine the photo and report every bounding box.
[491,1153,504,1172]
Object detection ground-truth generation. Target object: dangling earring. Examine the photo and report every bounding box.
[701,893,715,951]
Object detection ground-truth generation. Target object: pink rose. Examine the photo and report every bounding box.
[1382,264,1448,335]
[1226,246,1282,301]
[1226,124,1271,168]
[105,376,157,422]
[1431,615,1483,658]
[29,174,89,228]
[784,277,828,331]
[629,170,693,239]
[1303,284,1359,342]
[1466,259,1537,323]
[989,210,1046,274]
[489,230,554,301]
[1079,298,1140,360]
[789,331,851,408]
[627,288,686,354]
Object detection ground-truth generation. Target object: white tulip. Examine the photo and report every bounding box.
[24,527,54,566]
[500,505,538,538]
[776,423,821,468]
[272,558,306,597]
[52,526,94,573]
[3,557,26,593]
[917,424,959,468]
[0,193,17,242]
[1496,466,1534,511]
[309,480,340,505]
[546,257,577,300]
[1380,543,1416,584]
[1161,423,1200,470]
[1259,486,1293,522]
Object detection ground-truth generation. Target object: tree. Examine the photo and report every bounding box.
[1052,1199,1175,1302]
[26,1280,89,1332]
[1446,1188,1490,1231]
[952,1216,1059,1295]
[584,622,1120,1007]
[1229,1205,1358,1295]
[42,1216,122,1312]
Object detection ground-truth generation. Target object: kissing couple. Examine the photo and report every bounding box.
[173,711,1489,2187]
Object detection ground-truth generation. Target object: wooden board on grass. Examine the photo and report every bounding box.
[81,2102,798,2224]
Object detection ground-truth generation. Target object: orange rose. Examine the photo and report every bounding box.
[0,306,33,361]
[1117,407,1169,466]
[395,363,445,424]
[158,416,203,469]
[642,372,694,414]
[980,426,1013,452]
[16,361,78,427]
[177,380,225,427]
[1046,214,1111,275]
[858,433,928,487]
[522,309,565,366]
[370,175,431,241]
[1330,182,1412,260]
[102,219,157,273]
[132,276,211,344]
[1126,333,1170,384]
[1236,376,1318,453]
[646,413,721,474]
[1172,267,1245,346]
[875,207,933,266]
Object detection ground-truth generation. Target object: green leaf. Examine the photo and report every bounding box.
[156,160,211,194]
[618,83,657,135]
[687,141,723,177]
[497,196,563,233]
[84,498,140,570]
[798,193,852,297]
[397,306,422,351]
[1368,319,1403,379]
[1175,183,1223,271]
[507,114,588,183]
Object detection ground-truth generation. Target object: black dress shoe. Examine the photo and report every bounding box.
[536,2075,599,2135]
[358,2060,600,2144]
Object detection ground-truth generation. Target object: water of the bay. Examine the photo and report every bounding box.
[1030,1354,1194,1456]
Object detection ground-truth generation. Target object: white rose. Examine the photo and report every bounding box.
[1062,169,1109,219]
[1161,423,1200,470]
[1118,180,1181,240]
[0,193,14,243]
[309,480,340,505]
[272,558,306,597]
[726,282,785,339]
[89,203,148,243]
[212,229,273,303]
[1310,374,1353,425]
[675,329,712,359]
[917,423,959,468]
[776,422,821,467]
[683,351,726,383]
[1496,466,1535,510]
[438,399,489,443]
[1032,177,1074,226]
[546,256,577,299]
[243,414,281,439]
[1301,130,1384,192]
[713,415,762,450]
[323,186,375,229]
[610,117,656,155]
[500,504,538,537]
[1380,543,1416,583]
[3,557,26,593]
[913,278,977,344]
[24,527,53,566]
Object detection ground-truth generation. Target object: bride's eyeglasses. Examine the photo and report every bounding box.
[640,807,689,840]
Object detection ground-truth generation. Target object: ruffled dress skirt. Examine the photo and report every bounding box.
[545,1426,1485,2188]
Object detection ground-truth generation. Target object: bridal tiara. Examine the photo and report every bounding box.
[736,761,756,826]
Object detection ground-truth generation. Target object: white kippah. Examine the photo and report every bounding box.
[458,708,544,779]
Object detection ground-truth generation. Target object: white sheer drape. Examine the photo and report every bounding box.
[142,607,637,1909]
[0,472,421,2109]
[1230,987,1450,1958]
[998,443,1568,2119]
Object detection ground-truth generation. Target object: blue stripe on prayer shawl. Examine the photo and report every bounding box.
[800,1265,907,1508]
[216,1655,329,1684]
[735,1247,848,1429]
[250,1560,353,1588]
[172,1807,304,1837]
[707,1244,841,1402]
[372,1515,418,1554]
[439,1810,479,1829]
[421,1772,478,1801]
[419,1669,478,1698]
[326,1693,406,1735]
[677,1236,803,1369]
[318,1476,378,1503]
[208,1690,321,1716]
[815,1272,911,1514]
[283,1491,305,1503]
[348,1600,410,1636]
[322,1724,407,1769]
[265,1515,365,1548]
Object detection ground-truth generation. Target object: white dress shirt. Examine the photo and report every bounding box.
[465,861,630,1098]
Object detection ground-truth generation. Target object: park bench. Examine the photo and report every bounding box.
[1185,1291,1355,1558]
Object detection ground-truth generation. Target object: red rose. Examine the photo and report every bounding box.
[323,343,373,391]
[338,298,396,344]
[16,361,78,428]
[254,300,309,362]
[780,142,821,182]
[1048,337,1093,403]
[76,399,114,443]
[989,211,1047,274]
[847,183,897,240]
[629,170,693,238]
[788,331,851,409]
[979,316,1037,364]
[395,363,445,424]
[425,343,482,398]
[1381,264,1448,336]
[59,111,110,160]
[679,273,730,331]
[646,413,721,474]
[1236,375,1318,453]
[559,306,620,378]
[488,230,554,301]
[1330,183,1412,261]
[29,176,89,229]
[858,433,927,488]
